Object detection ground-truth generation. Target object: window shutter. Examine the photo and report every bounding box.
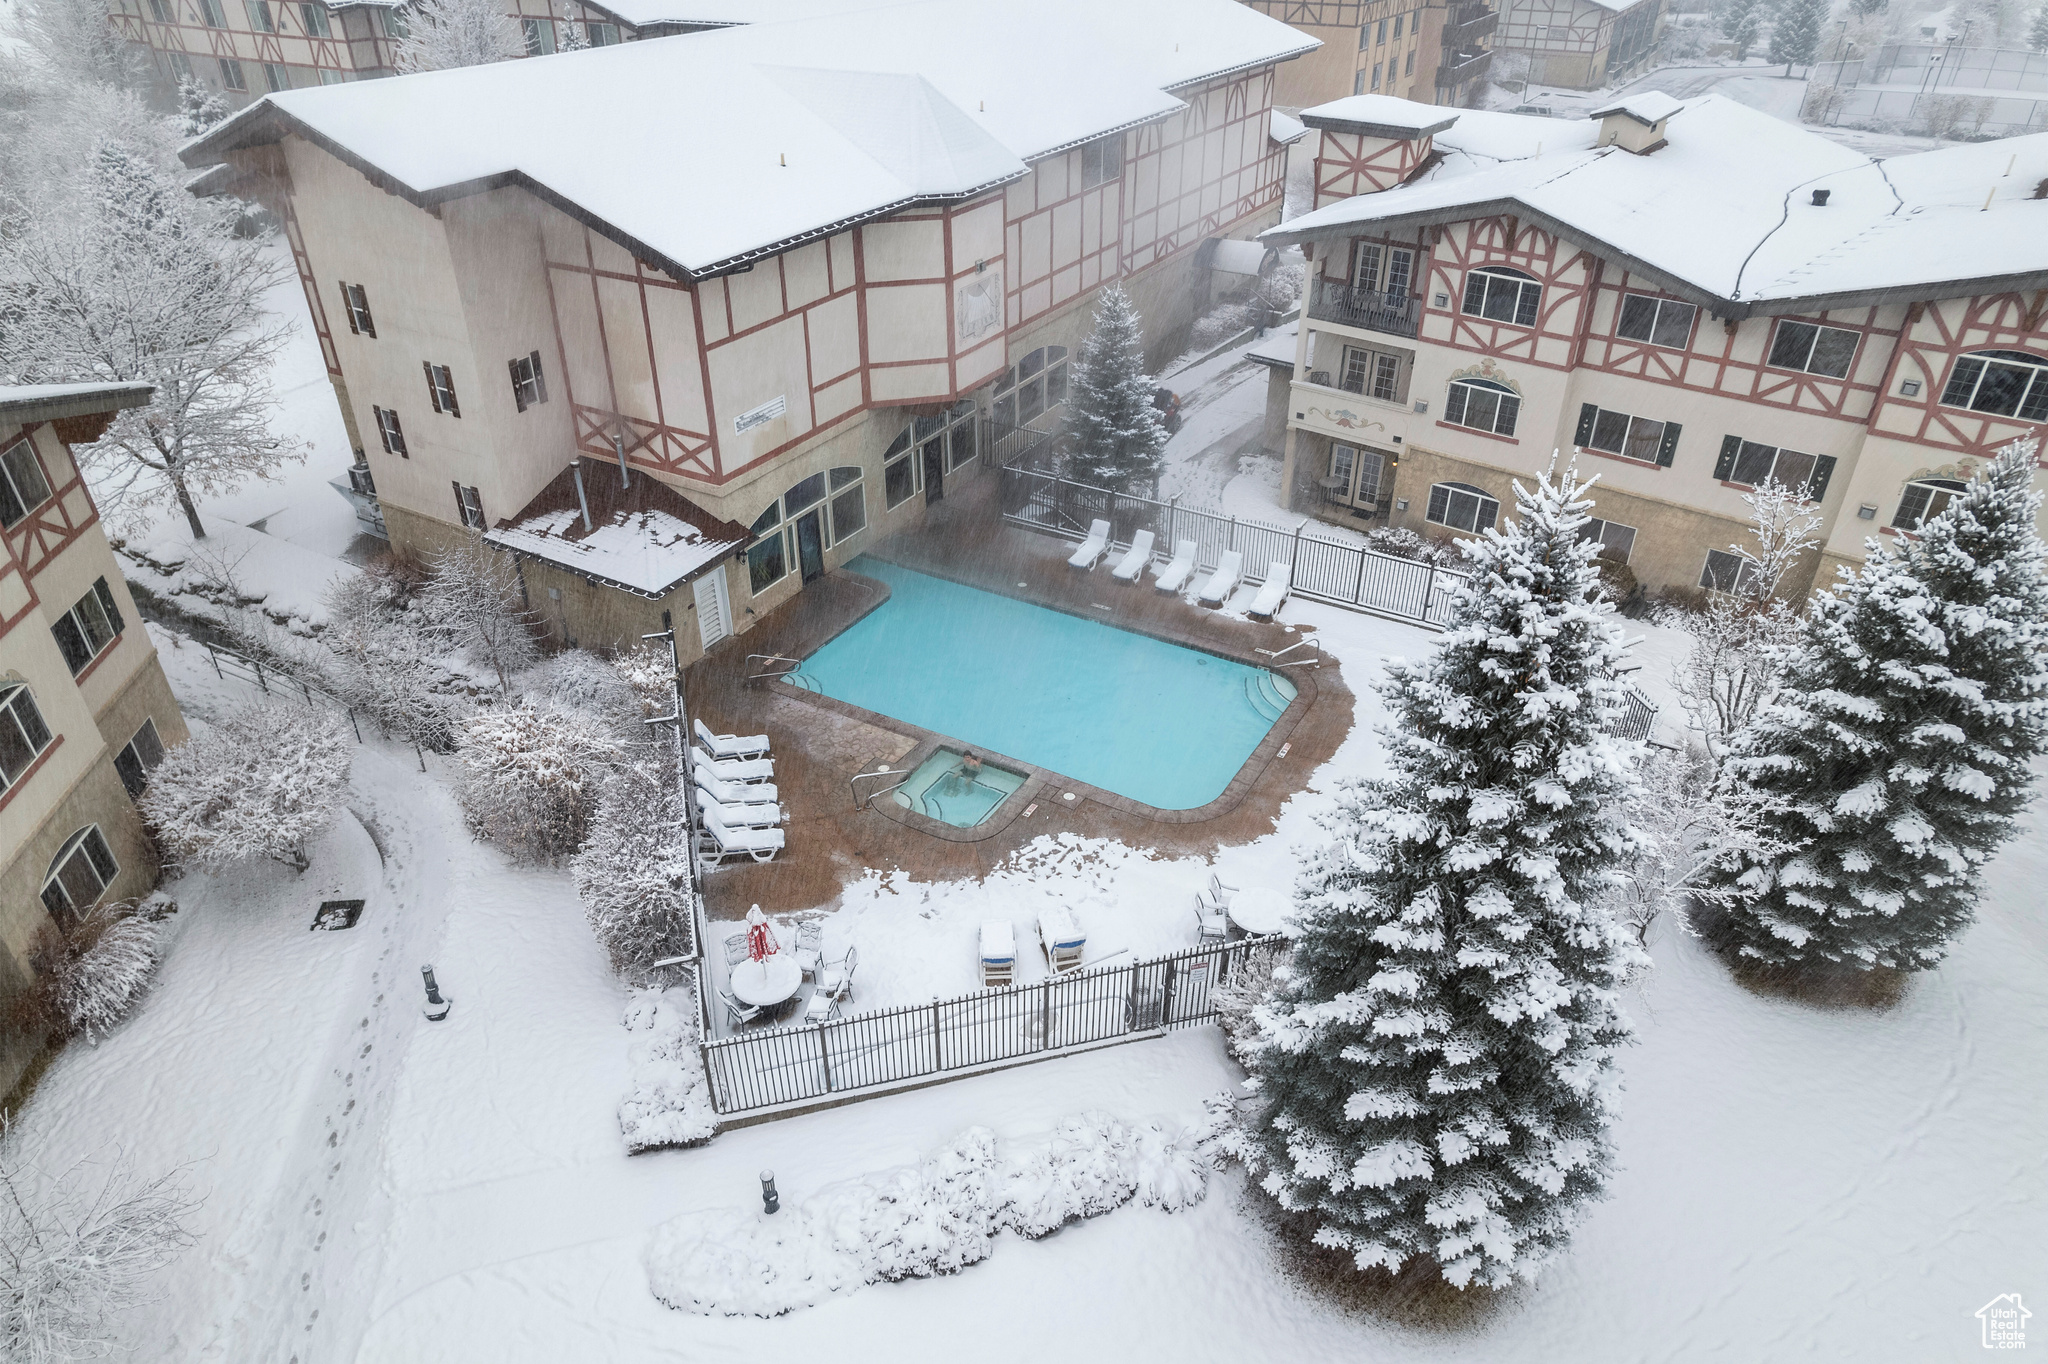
[443,369,459,418]
[509,358,527,412]
[1807,455,1837,502]
[1713,435,1740,482]
[452,480,466,524]
[425,361,441,413]
[340,281,358,334]
[1574,403,1598,448]
[93,578,124,637]
[1656,421,1682,467]
[530,351,546,405]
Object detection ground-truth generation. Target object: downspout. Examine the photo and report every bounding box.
[571,459,594,532]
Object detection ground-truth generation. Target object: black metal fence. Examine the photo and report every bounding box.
[700,935,1284,1115]
[1000,464,1468,626]
[198,640,363,741]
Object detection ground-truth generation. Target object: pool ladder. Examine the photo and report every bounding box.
[746,653,823,692]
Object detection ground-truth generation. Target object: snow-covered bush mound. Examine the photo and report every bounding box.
[618,988,714,1153]
[141,703,352,873]
[645,1113,1211,1317]
[454,703,619,862]
[25,894,176,1046]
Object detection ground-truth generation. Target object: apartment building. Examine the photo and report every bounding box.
[1492,0,1662,91]
[1,383,191,1096]
[182,0,1318,658]
[1259,92,2048,598]
[1239,0,1496,108]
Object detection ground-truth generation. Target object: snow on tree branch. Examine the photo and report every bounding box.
[394,0,526,72]
[456,703,620,863]
[140,704,353,874]
[422,533,540,696]
[574,754,694,980]
[1065,285,1169,495]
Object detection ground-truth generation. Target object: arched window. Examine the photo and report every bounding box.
[1443,377,1520,436]
[1939,350,2048,422]
[744,466,874,593]
[1890,477,1967,532]
[0,683,54,793]
[1460,266,1541,326]
[42,825,118,922]
[1425,481,1500,534]
[994,346,1068,427]
[883,427,917,509]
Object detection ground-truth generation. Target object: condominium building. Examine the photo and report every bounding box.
[181,0,1318,659]
[1,383,190,1097]
[1259,92,2048,597]
[1492,0,1662,91]
[1238,0,1496,109]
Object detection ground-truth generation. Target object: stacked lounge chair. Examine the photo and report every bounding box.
[691,722,786,864]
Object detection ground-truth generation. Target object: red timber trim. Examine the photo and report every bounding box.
[278,196,342,380]
[1313,130,1428,210]
[584,229,621,415]
[636,258,671,439]
[1416,216,1590,370]
[854,228,873,409]
[3,451,101,584]
[539,228,581,416]
[1874,292,2048,457]
[1436,420,1520,445]
[690,285,724,477]
[69,632,126,689]
[0,736,64,818]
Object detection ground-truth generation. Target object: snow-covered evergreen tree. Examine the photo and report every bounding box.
[455,703,620,862]
[1064,285,1168,495]
[1235,462,1646,1289]
[393,0,525,72]
[422,533,539,695]
[174,77,231,139]
[1702,438,2048,971]
[574,754,695,981]
[2031,1,2048,51]
[1770,0,1826,73]
[1720,0,1764,58]
[140,704,353,873]
[554,0,589,50]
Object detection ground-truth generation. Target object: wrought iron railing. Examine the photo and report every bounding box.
[1307,279,1421,338]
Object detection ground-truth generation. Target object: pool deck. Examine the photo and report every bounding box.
[684,474,1358,921]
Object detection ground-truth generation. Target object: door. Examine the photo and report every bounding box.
[692,568,730,652]
[795,509,825,583]
[922,439,944,505]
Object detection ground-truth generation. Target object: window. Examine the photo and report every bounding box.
[1426,482,1501,534]
[244,0,272,30]
[1081,134,1124,189]
[522,18,555,54]
[746,500,788,593]
[51,578,123,676]
[168,51,194,83]
[1393,14,1403,37]
[1339,346,1401,402]
[300,2,329,35]
[508,351,547,412]
[1404,50,1414,76]
[1890,477,1967,532]
[0,437,53,530]
[147,0,171,20]
[1353,69,1365,96]
[1370,62,1382,90]
[1699,548,1761,595]
[1443,378,1520,436]
[198,0,226,23]
[1332,444,1384,503]
[828,465,867,544]
[378,5,407,36]
[1461,267,1542,326]
[1939,349,2048,422]
[1330,443,1354,492]
[1615,294,1697,349]
[1712,435,1836,500]
[112,718,165,799]
[1376,18,1386,42]
[883,428,917,509]
[41,826,119,922]
[944,397,977,471]
[994,346,1067,427]
[452,483,485,530]
[219,57,245,89]
[1580,516,1638,563]
[0,685,54,793]
[373,406,407,457]
[339,281,374,337]
[1352,243,1413,298]
[424,363,460,417]
[1359,23,1369,48]
[263,63,290,92]
[1767,320,1860,379]
[587,21,619,44]
[1574,403,1680,466]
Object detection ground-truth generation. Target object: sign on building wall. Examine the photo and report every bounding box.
[734,395,787,435]
[956,272,1003,344]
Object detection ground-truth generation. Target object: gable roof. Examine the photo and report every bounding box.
[181,0,1316,282]
[1263,93,2048,318]
[485,459,753,598]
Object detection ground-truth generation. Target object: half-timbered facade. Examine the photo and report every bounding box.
[0,383,191,1098]
[1261,92,2048,598]
[182,0,1317,659]
[1238,0,1496,109]
[1493,0,1662,90]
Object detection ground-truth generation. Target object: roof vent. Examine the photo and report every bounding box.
[1812,188,1832,206]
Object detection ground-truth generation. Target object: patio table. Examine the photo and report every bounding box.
[730,954,804,1009]
[1227,887,1295,938]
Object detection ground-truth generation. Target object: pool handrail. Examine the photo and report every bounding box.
[850,768,913,810]
[1254,637,1322,667]
[745,653,803,683]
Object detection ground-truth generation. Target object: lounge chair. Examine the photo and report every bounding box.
[980,920,1016,988]
[1153,539,1198,593]
[1248,563,1291,620]
[693,718,770,760]
[1038,908,1084,974]
[696,770,779,806]
[1068,519,1111,570]
[699,809,785,865]
[1110,529,1156,583]
[692,747,774,784]
[1197,550,1244,607]
[699,794,783,829]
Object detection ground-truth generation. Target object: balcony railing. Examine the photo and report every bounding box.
[1445,5,1498,45]
[1437,48,1494,87]
[1307,279,1420,338]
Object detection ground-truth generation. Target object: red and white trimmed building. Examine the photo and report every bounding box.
[182,0,1317,656]
[1258,91,2048,597]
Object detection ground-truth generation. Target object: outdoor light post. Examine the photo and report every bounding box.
[760,1170,780,1215]
[421,965,452,1021]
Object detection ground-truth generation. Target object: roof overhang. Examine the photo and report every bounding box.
[0,382,155,427]
[1299,109,1458,140]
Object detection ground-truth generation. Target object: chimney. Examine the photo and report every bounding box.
[1588,92,1683,155]
[1812,188,1832,206]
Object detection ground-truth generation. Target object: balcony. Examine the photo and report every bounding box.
[1307,278,1420,339]
[1437,47,1494,87]
[1444,3,1498,46]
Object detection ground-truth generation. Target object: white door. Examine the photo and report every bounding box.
[693,569,731,652]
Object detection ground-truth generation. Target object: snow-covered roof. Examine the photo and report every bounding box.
[182,0,1318,281]
[1244,321,1299,370]
[1298,93,1459,140]
[484,459,752,598]
[578,0,882,27]
[1269,109,1308,146]
[1588,91,1683,126]
[1263,94,2048,316]
[0,381,155,425]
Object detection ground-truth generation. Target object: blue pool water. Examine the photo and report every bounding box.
[802,558,1295,810]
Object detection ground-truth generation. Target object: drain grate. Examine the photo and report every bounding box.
[313,899,365,931]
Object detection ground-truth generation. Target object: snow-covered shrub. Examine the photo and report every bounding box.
[1362,525,1461,568]
[322,567,463,753]
[525,649,643,739]
[574,757,694,979]
[141,704,352,873]
[1702,438,2048,971]
[421,533,539,696]
[1234,461,1646,1291]
[456,703,620,862]
[1210,941,1286,1064]
[618,988,714,1153]
[645,1113,1211,1317]
[393,0,524,71]
[30,895,174,1045]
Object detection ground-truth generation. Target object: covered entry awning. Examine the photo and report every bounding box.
[484,458,751,599]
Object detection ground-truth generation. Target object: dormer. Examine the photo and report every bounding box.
[1297,95,1460,209]
[1588,92,1684,155]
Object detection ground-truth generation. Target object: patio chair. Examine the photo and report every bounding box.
[692,747,774,784]
[1197,550,1244,608]
[724,931,751,967]
[1204,873,1240,910]
[803,987,841,1025]
[1110,529,1156,583]
[698,809,786,865]
[696,769,779,806]
[815,945,858,1006]
[980,919,1016,988]
[693,717,770,761]
[697,793,784,830]
[720,987,763,1029]
[1154,539,1198,593]
[1068,518,1111,570]
[1038,908,1084,974]
[1193,896,1229,944]
[1248,563,1292,621]
[793,921,824,979]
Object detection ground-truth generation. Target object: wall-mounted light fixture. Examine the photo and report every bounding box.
[1900,379,1922,397]
[1858,503,1878,520]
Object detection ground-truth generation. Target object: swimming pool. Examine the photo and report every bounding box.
[800,558,1296,811]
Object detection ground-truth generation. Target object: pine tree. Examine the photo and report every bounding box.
[1065,285,1169,496]
[393,0,525,72]
[1770,0,1826,74]
[1236,462,1646,1289]
[555,0,589,50]
[1703,439,2048,971]
[175,77,231,139]
[1721,0,1764,59]
[2031,2,2048,52]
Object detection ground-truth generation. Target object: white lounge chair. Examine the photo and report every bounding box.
[696,770,779,806]
[693,718,769,760]
[980,920,1016,988]
[1068,519,1111,570]
[692,747,773,784]
[1110,529,1156,583]
[1038,908,1085,974]
[1154,538,1198,593]
[1248,563,1291,620]
[699,809,785,865]
[698,794,783,829]
[1197,550,1244,607]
